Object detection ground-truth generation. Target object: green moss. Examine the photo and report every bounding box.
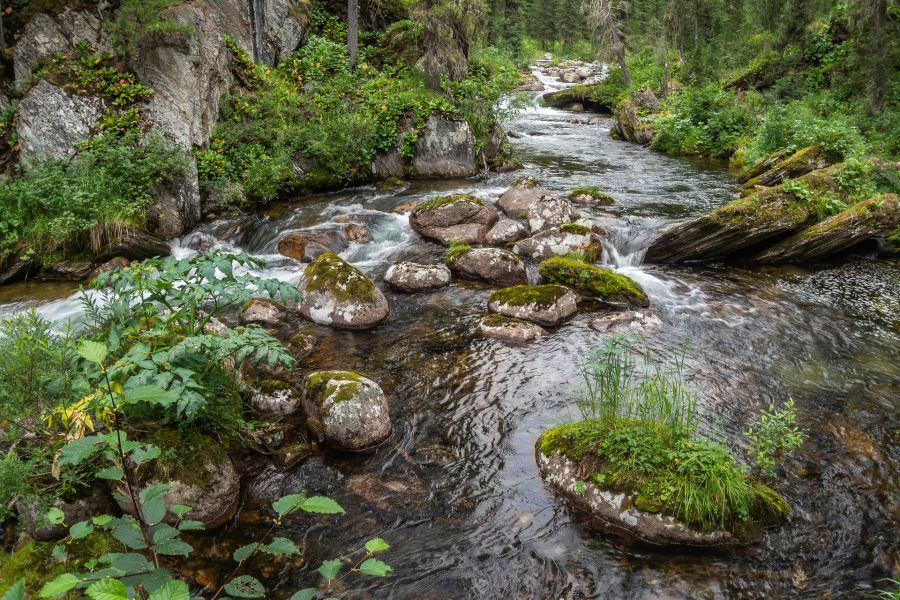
[480,313,533,328]
[445,242,473,265]
[305,370,366,412]
[304,252,377,302]
[513,176,541,188]
[568,187,615,206]
[559,222,593,235]
[0,532,118,594]
[416,193,484,213]
[488,284,570,308]
[142,429,229,488]
[257,379,291,394]
[539,257,647,304]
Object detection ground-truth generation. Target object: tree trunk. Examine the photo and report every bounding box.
[615,41,631,87]
[348,0,359,69]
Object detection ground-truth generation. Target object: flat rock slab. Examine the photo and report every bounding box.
[476,314,547,344]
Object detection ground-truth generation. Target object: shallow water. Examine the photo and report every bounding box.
[3,76,898,599]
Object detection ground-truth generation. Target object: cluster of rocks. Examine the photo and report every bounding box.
[534,54,604,85]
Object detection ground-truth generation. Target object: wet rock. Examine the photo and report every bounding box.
[488,284,578,327]
[239,297,292,327]
[345,473,427,510]
[251,380,302,418]
[302,370,391,451]
[392,200,420,214]
[564,102,585,112]
[541,86,614,112]
[412,114,477,178]
[590,310,662,333]
[517,74,545,92]
[497,177,549,218]
[95,229,172,262]
[246,457,343,507]
[16,80,104,163]
[16,487,111,542]
[297,252,389,330]
[536,449,741,547]
[614,100,656,145]
[0,254,41,286]
[751,194,900,264]
[569,187,616,206]
[372,149,404,179]
[539,256,649,307]
[476,313,547,344]
[384,261,451,292]
[14,9,104,87]
[181,231,218,252]
[484,218,530,246]
[278,229,350,262]
[35,260,93,282]
[342,222,372,243]
[513,224,602,261]
[738,147,794,184]
[527,195,580,233]
[287,329,318,360]
[148,160,202,239]
[447,247,527,287]
[646,166,843,263]
[409,194,499,246]
[742,145,835,190]
[88,257,131,283]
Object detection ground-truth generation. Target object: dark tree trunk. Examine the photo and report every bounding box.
[348,0,359,69]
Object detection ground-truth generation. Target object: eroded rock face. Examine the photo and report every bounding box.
[148,161,202,239]
[278,229,350,262]
[447,247,527,287]
[527,195,580,233]
[412,114,477,178]
[409,194,499,245]
[513,225,602,260]
[476,313,547,344]
[497,178,549,218]
[487,284,578,327]
[742,145,835,190]
[536,449,740,547]
[14,9,104,87]
[16,80,104,163]
[254,0,309,65]
[95,229,172,262]
[302,371,391,451]
[384,262,451,292]
[297,252,389,330]
[484,218,530,246]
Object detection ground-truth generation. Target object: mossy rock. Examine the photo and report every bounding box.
[476,313,547,344]
[445,242,473,265]
[513,225,602,261]
[298,252,389,330]
[447,247,527,287]
[0,533,119,595]
[417,193,484,214]
[302,371,391,451]
[487,284,578,327]
[539,256,648,306]
[410,194,499,245]
[742,145,836,190]
[569,187,615,206]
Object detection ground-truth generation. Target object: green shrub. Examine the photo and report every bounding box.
[750,101,867,161]
[744,398,807,477]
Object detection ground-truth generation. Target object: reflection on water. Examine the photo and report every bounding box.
[2,81,898,599]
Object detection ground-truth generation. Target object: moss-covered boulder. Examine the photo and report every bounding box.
[569,186,616,206]
[476,313,548,344]
[541,85,613,112]
[737,147,794,184]
[297,252,389,330]
[484,218,530,246]
[250,379,302,418]
[497,177,549,218]
[614,100,656,145]
[536,420,791,547]
[539,256,649,307]
[742,145,836,190]
[446,246,527,287]
[488,284,578,327]
[302,370,391,451]
[409,194,499,245]
[527,195,580,233]
[751,194,900,263]
[513,224,602,261]
[646,165,843,263]
[384,261,452,292]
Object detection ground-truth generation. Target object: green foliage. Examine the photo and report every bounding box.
[744,398,808,477]
[750,101,868,162]
[102,0,193,56]
[0,132,189,262]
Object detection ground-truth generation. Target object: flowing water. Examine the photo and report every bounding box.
[2,71,898,598]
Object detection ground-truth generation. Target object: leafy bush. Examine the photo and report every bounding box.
[750,101,868,161]
[103,0,193,56]
[744,398,807,477]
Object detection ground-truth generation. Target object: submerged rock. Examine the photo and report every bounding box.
[476,313,547,344]
[539,256,649,307]
[513,224,602,261]
[527,195,580,233]
[278,229,350,262]
[409,194,499,245]
[484,218,530,246]
[302,370,391,451]
[487,284,578,327]
[590,310,662,333]
[297,252,389,330]
[446,246,528,287]
[569,187,616,206]
[497,177,549,218]
[384,261,452,292]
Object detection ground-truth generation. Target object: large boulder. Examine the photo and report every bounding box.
[614,100,655,145]
[484,218,530,246]
[148,161,202,239]
[16,80,104,163]
[302,371,391,451]
[497,177,549,218]
[409,194,499,245]
[488,284,578,327]
[278,229,350,262]
[539,256,649,307]
[297,252,389,330]
[446,246,527,287]
[253,0,309,65]
[0,254,41,286]
[95,229,172,262]
[645,166,842,263]
[384,261,451,292]
[16,487,112,542]
[13,9,104,87]
[411,114,477,178]
[541,86,613,113]
[513,224,602,261]
[476,314,547,344]
[742,145,835,191]
[526,195,580,233]
[751,194,900,264]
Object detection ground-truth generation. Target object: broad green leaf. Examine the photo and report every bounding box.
[223,575,265,598]
[58,435,106,467]
[358,558,392,577]
[265,537,299,556]
[154,539,193,557]
[129,444,161,465]
[69,520,94,540]
[92,514,114,526]
[232,543,259,562]
[96,466,124,480]
[85,578,127,600]
[169,504,191,517]
[364,538,390,553]
[78,340,108,365]
[123,385,179,406]
[177,519,204,531]
[272,493,304,518]
[147,579,190,600]
[108,552,154,574]
[139,483,169,504]
[142,496,167,526]
[288,590,317,600]
[1,580,25,600]
[38,573,81,598]
[151,523,180,544]
[46,507,65,525]
[111,521,147,549]
[298,496,344,514]
[318,559,342,581]
[50,544,68,562]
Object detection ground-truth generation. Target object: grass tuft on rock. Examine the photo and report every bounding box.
[445,241,473,264]
[569,186,615,205]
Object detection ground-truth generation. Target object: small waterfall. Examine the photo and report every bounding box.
[249,0,267,64]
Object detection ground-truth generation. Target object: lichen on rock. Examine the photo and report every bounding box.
[298,252,389,330]
[487,284,578,327]
[302,370,391,451]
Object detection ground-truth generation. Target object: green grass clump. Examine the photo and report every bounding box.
[142,428,231,488]
[489,284,569,307]
[417,193,483,214]
[539,256,647,304]
[559,222,593,235]
[445,241,473,264]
